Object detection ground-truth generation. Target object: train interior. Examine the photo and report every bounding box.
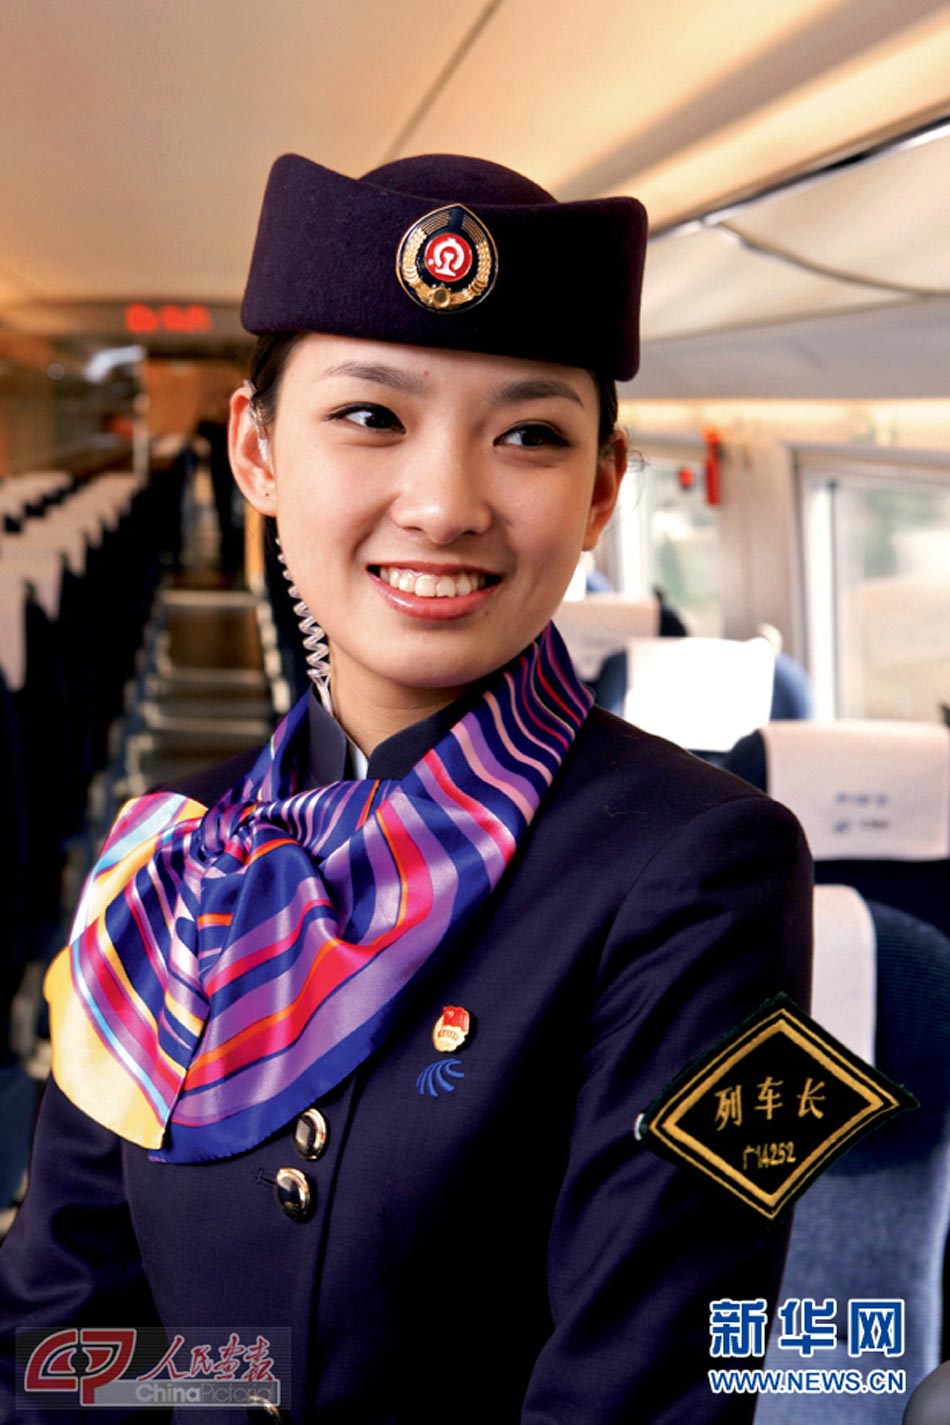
[1,1,949,1412]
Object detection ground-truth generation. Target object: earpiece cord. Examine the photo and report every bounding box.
[246,383,334,714]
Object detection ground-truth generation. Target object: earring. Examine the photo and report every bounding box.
[274,536,333,714]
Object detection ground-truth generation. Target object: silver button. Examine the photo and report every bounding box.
[274,1167,313,1222]
[294,1107,329,1161]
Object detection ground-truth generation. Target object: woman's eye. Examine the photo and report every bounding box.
[499,423,569,449]
[329,403,404,432]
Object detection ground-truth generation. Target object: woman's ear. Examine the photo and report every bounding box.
[582,428,627,550]
[229,383,277,516]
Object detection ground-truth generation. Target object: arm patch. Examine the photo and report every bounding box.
[635,994,917,1220]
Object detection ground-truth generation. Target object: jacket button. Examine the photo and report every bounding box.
[248,1394,283,1419]
[294,1107,329,1161]
[274,1167,313,1222]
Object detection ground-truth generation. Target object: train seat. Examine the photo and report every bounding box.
[0,558,70,956]
[2,534,94,831]
[726,721,950,936]
[0,476,70,536]
[0,588,26,696]
[0,587,29,996]
[555,591,661,713]
[0,1063,35,1210]
[555,590,661,681]
[25,473,161,771]
[21,518,87,574]
[21,523,99,808]
[0,544,63,622]
[756,886,950,1424]
[4,472,72,523]
[621,634,775,757]
[0,581,37,1216]
[769,650,814,721]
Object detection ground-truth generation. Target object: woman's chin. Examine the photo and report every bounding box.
[331,647,510,710]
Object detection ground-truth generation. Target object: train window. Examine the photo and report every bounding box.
[609,455,723,636]
[799,456,950,722]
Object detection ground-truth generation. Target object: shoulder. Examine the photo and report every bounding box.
[560,705,792,830]
[523,706,811,934]
[559,715,813,1021]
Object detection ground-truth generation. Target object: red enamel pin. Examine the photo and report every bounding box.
[432,1006,471,1053]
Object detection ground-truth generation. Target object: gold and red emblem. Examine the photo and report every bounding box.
[432,1005,471,1053]
[396,205,498,312]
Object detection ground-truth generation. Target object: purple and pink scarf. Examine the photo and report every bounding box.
[46,623,591,1163]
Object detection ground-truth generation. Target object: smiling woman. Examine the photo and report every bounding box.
[0,152,812,1425]
[230,336,625,750]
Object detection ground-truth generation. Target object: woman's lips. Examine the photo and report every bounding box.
[368,564,500,620]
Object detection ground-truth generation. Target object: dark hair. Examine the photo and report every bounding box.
[248,333,619,452]
[248,332,306,428]
[248,335,306,565]
[592,373,619,452]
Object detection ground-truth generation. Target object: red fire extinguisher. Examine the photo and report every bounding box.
[703,429,722,507]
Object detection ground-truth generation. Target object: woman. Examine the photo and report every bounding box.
[0,153,811,1423]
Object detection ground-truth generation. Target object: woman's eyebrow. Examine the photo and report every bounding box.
[320,360,426,394]
[491,378,585,408]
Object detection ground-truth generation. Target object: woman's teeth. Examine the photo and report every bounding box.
[377,567,489,598]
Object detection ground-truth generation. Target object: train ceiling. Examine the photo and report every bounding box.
[1,0,949,397]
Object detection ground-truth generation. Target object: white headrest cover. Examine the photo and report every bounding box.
[0,546,63,618]
[811,885,877,1065]
[624,636,775,751]
[13,519,87,575]
[763,721,950,861]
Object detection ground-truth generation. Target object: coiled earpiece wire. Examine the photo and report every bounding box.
[246,381,334,714]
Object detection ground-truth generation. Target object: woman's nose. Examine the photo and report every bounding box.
[389,447,493,545]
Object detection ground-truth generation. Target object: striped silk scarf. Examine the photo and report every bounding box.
[46,623,591,1163]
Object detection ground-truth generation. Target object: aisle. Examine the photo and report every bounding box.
[124,585,274,792]
[99,461,276,808]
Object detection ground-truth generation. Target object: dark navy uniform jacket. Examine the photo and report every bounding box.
[0,699,812,1424]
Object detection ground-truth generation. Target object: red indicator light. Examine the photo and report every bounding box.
[183,304,212,332]
[125,303,159,333]
[124,303,213,334]
[160,305,186,331]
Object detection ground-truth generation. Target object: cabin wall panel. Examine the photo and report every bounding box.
[718,438,804,659]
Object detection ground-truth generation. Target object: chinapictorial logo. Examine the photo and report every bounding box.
[396,204,498,312]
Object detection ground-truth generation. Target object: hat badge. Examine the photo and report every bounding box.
[396,204,498,313]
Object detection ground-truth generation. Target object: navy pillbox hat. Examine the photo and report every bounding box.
[241,153,648,381]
